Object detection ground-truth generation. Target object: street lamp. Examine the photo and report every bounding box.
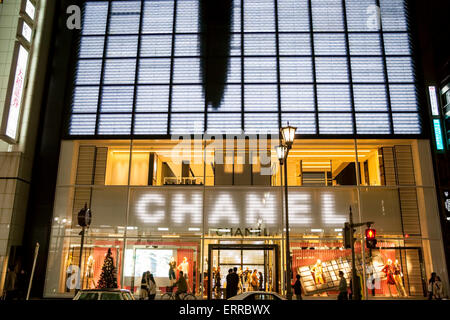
[277,123,297,300]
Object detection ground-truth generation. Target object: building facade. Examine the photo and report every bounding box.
[0,0,54,293]
[2,0,448,299]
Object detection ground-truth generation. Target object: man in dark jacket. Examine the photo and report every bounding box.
[338,271,348,300]
[225,269,233,299]
[174,271,188,300]
[293,274,302,300]
[229,267,240,297]
[15,270,28,300]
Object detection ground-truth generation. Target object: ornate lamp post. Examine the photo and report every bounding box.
[276,123,297,300]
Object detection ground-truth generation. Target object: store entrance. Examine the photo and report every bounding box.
[207,244,279,299]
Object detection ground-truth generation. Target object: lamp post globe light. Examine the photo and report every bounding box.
[277,123,297,300]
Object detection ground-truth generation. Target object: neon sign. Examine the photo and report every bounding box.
[433,119,444,151]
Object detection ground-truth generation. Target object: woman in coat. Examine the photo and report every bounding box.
[139,271,149,300]
[148,273,157,300]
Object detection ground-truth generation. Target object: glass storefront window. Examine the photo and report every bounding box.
[44,138,443,298]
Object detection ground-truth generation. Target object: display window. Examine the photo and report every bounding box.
[122,239,200,297]
[45,237,123,296]
[292,240,426,298]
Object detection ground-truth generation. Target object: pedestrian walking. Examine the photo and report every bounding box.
[293,274,302,300]
[225,268,233,299]
[433,276,443,300]
[428,272,437,300]
[148,272,157,300]
[338,271,348,301]
[3,267,17,300]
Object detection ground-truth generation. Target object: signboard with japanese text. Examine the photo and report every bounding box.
[1,44,29,143]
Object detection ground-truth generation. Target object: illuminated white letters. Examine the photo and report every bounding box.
[288,193,313,225]
[135,194,166,224]
[208,193,240,225]
[246,193,277,226]
[171,192,202,225]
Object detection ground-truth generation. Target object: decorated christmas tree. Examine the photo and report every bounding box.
[97,248,118,289]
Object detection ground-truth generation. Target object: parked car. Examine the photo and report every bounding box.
[228,291,286,300]
[73,289,135,300]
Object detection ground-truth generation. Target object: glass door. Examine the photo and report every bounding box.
[207,244,279,299]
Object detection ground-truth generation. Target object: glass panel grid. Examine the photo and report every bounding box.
[71,0,421,137]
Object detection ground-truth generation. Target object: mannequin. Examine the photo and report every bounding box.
[393,259,407,297]
[85,255,95,289]
[238,267,243,293]
[177,257,189,281]
[381,259,397,297]
[169,257,177,285]
[311,259,325,285]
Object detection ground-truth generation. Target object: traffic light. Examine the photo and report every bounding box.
[365,228,377,249]
[344,223,353,248]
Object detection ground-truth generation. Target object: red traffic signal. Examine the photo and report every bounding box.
[365,228,377,249]
[365,228,376,239]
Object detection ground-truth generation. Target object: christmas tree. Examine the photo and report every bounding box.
[97,248,118,289]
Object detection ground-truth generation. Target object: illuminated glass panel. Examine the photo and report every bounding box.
[314,33,347,55]
[319,113,353,134]
[134,114,168,135]
[109,1,141,34]
[279,57,313,83]
[98,114,132,135]
[317,85,352,112]
[244,0,275,32]
[135,86,170,112]
[278,0,310,32]
[100,86,134,113]
[348,34,382,55]
[380,0,408,31]
[345,0,378,32]
[389,85,418,112]
[244,85,278,112]
[75,60,102,85]
[103,59,136,84]
[70,114,97,135]
[356,113,390,134]
[351,57,385,83]
[315,57,348,83]
[383,33,411,55]
[244,58,277,83]
[208,85,241,112]
[280,85,315,112]
[353,85,388,112]
[311,0,344,32]
[392,113,421,134]
[142,0,175,34]
[386,57,415,82]
[82,2,108,35]
[172,85,205,112]
[140,35,172,57]
[78,36,104,58]
[279,34,311,55]
[106,36,138,57]
[244,113,279,134]
[244,34,276,56]
[139,59,171,84]
[207,113,242,134]
[171,113,204,134]
[176,0,200,33]
[282,113,316,134]
[72,87,99,113]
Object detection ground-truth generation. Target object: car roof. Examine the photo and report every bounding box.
[228,291,285,300]
[78,289,131,293]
